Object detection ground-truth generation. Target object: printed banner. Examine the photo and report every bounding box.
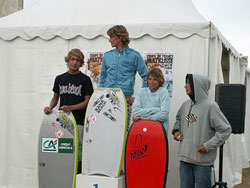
[86,52,104,89]
[144,53,173,97]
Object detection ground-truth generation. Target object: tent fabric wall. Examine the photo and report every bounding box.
[220,54,250,186]
[204,46,250,187]
[207,35,224,97]
[0,37,69,187]
[245,69,250,163]
[206,36,243,187]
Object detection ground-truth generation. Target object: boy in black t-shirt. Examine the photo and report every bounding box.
[44,48,94,173]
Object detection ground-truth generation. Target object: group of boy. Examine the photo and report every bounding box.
[44,25,231,188]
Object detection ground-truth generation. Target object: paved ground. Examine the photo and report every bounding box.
[234,167,250,188]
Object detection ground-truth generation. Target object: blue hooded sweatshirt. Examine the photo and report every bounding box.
[99,47,148,96]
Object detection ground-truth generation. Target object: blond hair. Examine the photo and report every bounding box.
[65,48,84,67]
[107,25,130,46]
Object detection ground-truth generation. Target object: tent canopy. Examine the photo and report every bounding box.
[0,0,210,40]
[0,0,240,57]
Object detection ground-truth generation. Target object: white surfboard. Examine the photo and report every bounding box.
[38,110,78,188]
[82,87,127,177]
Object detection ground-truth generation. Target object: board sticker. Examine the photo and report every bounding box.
[42,138,58,153]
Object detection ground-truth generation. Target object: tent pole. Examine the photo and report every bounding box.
[207,21,212,78]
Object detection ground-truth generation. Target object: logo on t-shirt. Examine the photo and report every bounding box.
[59,83,82,96]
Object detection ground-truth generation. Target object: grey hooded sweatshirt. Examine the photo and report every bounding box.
[172,74,231,166]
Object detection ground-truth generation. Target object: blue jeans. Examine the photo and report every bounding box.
[180,161,211,188]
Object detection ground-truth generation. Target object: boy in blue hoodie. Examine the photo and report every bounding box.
[100,25,148,103]
[100,25,148,128]
[172,74,231,188]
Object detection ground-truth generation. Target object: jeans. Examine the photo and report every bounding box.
[180,161,211,188]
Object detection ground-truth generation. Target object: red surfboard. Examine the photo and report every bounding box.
[125,120,168,188]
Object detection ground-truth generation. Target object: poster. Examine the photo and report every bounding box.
[144,53,173,97]
[87,52,104,89]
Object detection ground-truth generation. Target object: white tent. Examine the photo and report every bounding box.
[0,0,249,187]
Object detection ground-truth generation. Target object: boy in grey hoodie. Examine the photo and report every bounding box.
[172,74,231,188]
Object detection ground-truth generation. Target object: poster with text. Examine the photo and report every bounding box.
[144,53,173,97]
[87,52,104,89]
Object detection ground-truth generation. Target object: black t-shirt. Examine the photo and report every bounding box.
[53,72,93,125]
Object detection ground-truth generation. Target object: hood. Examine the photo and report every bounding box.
[186,74,210,103]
